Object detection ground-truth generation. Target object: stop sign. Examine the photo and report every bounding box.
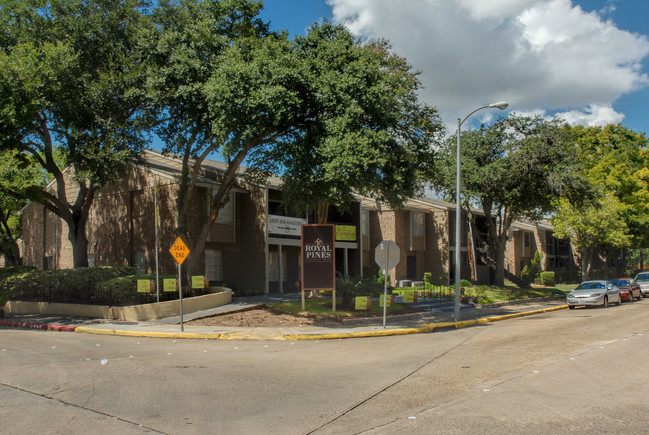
[375,240,400,271]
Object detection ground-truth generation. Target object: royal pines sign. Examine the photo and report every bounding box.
[301,224,335,290]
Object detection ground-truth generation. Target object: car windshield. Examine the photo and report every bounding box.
[636,273,649,282]
[576,282,604,290]
[611,279,630,287]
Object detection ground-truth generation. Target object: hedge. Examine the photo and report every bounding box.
[540,271,555,286]
[1,266,136,305]
[95,274,177,305]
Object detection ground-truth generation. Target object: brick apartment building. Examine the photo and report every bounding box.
[18,150,583,292]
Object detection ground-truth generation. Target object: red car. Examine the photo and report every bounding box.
[610,278,642,302]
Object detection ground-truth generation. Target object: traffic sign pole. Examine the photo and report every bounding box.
[375,240,400,329]
[383,243,388,328]
[178,263,184,332]
[169,237,190,332]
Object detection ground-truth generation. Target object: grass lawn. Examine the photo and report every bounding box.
[268,283,577,318]
[476,284,572,302]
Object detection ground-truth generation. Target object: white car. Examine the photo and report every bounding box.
[567,280,621,309]
[633,272,649,297]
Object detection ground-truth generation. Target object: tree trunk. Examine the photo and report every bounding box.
[3,239,22,266]
[494,237,507,287]
[581,248,593,281]
[66,213,89,268]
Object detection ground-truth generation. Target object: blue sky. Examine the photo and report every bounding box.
[260,0,649,135]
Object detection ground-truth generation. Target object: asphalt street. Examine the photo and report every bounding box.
[2,298,648,434]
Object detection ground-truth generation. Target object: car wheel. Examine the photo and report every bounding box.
[568,305,575,310]
[603,296,608,308]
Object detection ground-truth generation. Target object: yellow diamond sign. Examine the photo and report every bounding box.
[169,237,190,265]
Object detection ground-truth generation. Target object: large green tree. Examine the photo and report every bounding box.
[147,0,309,276]
[148,7,441,277]
[270,25,443,223]
[573,124,649,267]
[552,192,630,280]
[0,0,150,267]
[0,151,46,265]
[433,115,587,286]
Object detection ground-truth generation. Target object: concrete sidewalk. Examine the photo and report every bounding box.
[0,295,568,340]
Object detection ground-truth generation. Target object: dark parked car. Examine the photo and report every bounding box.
[610,278,642,302]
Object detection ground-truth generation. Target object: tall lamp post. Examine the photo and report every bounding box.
[454,101,508,322]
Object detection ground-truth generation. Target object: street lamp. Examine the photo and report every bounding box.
[454,101,508,322]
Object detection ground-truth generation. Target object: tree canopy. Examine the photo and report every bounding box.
[0,0,150,267]
[552,192,630,279]
[147,11,442,275]
[550,124,649,276]
[0,150,46,265]
[269,24,443,222]
[573,124,649,247]
[433,115,588,286]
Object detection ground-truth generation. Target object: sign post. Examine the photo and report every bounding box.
[375,240,400,328]
[169,236,190,332]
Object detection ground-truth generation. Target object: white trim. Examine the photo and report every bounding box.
[268,237,301,247]
[336,241,358,249]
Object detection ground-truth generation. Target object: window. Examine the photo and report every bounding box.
[269,200,284,216]
[546,233,556,256]
[134,250,145,275]
[413,212,424,237]
[43,256,54,270]
[546,232,571,270]
[524,232,530,248]
[205,249,223,281]
[269,250,287,282]
[208,189,233,225]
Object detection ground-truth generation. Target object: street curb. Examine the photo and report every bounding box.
[1,305,568,340]
[70,304,569,341]
[74,326,224,340]
[0,320,77,332]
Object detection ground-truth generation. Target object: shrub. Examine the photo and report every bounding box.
[337,274,383,307]
[95,274,175,305]
[0,265,36,281]
[0,266,38,307]
[58,266,135,293]
[521,251,542,283]
[1,266,136,304]
[2,269,61,302]
[540,271,555,286]
[376,269,391,287]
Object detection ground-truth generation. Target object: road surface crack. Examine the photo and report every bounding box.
[0,381,167,434]
[307,328,485,434]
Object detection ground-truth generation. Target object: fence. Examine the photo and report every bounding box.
[392,283,455,303]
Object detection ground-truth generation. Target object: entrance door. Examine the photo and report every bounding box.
[407,255,417,280]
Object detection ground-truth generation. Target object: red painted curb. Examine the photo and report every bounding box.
[48,325,77,332]
[0,320,77,332]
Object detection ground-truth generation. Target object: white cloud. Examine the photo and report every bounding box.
[328,0,649,130]
[555,104,625,126]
